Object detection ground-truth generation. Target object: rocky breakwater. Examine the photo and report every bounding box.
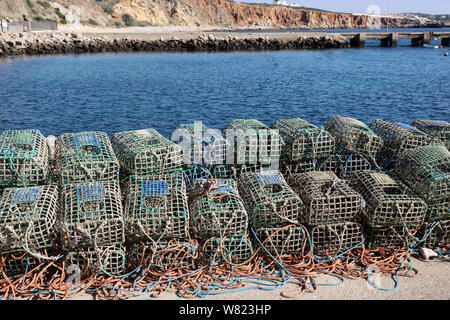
[0,32,349,58]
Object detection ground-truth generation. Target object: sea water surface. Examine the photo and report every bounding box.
[0,37,449,137]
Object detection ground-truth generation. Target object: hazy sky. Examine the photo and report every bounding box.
[237,1,449,14]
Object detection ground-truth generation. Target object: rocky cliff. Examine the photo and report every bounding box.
[0,0,406,29]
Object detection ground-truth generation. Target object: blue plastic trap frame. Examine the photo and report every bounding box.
[255,173,282,187]
[74,133,101,148]
[76,184,106,202]
[141,179,169,198]
[11,187,43,204]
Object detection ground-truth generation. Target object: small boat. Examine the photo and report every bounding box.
[423,44,440,49]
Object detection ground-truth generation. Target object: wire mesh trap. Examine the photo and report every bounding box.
[60,181,125,250]
[324,115,383,160]
[127,238,198,271]
[200,236,254,265]
[0,249,59,278]
[280,160,316,176]
[310,222,363,254]
[223,119,280,166]
[364,224,419,249]
[182,165,212,191]
[395,144,449,222]
[238,171,303,229]
[111,128,183,176]
[421,220,450,248]
[0,185,59,255]
[411,119,450,150]
[173,123,227,166]
[55,131,119,184]
[348,171,427,229]
[0,129,49,187]
[65,244,126,276]
[189,178,248,239]
[286,171,362,226]
[253,225,307,256]
[272,118,335,162]
[316,154,374,180]
[124,172,189,241]
[210,163,272,181]
[369,120,434,156]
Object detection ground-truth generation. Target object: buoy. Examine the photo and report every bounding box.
[445,52,449,56]
[439,45,443,49]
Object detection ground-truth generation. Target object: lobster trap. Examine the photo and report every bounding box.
[422,220,450,248]
[253,225,307,256]
[200,236,254,265]
[60,181,125,250]
[272,118,335,161]
[182,165,212,191]
[172,123,227,166]
[210,163,272,181]
[411,119,450,150]
[223,119,280,166]
[280,160,316,176]
[316,154,374,179]
[287,171,362,226]
[189,179,248,239]
[65,244,126,276]
[0,185,59,255]
[0,249,59,278]
[349,171,427,229]
[364,224,419,249]
[0,130,49,187]
[124,172,189,241]
[324,115,383,160]
[238,171,303,229]
[127,238,198,271]
[310,222,363,254]
[395,144,449,221]
[111,128,183,176]
[55,131,119,184]
[369,120,434,156]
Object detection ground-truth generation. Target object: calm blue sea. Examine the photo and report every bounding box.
[0,29,449,138]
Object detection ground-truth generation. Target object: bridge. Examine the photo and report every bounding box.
[339,32,450,48]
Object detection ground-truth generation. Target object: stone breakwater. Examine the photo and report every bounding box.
[0,32,349,58]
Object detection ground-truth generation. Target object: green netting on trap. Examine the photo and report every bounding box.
[223,119,280,166]
[189,178,248,239]
[369,120,434,156]
[200,236,254,265]
[60,181,125,250]
[287,171,362,226]
[127,238,198,271]
[411,119,450,150]
[124,172,189,241]
[324,115,383,160]
[0,130,49,187]
[173,123,227,166]
[272,118,335,162]
[316,154,374,180]
[349,171,427,229]
[182,165,213,191]
[280,160,316,176]
[0,249,59,278]
[364,224,418,249]
[395,144,449,221]
[55,131,119,184]
[0,185,59,255]
[310,222,363,254]
[422,220,450,248]
[210,163,272,181]
[238,171,303,228]
[111,128,183,176]
[65,244,126,276]
[254,225,307,256]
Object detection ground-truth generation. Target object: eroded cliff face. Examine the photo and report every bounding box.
[0,0,405,29]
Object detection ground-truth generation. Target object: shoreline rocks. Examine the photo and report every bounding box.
[0,32,350,58]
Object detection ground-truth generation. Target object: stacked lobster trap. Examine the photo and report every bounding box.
[323,115,382,179]
[349,171,427,249]
[238,171,306,257]
[410,120,449,150]
[272,118,335,176]
[55,131,125,275]
[287,171,364,254]
[394,144,449,248]
[369,120,435,170]
[189,178,253,264]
